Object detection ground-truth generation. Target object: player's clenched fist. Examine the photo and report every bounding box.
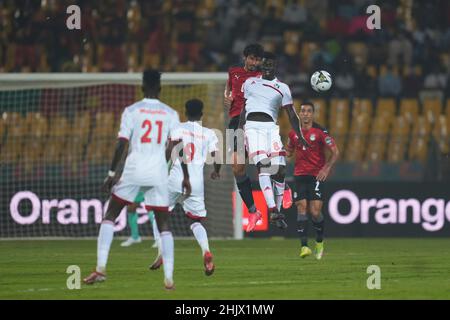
[224,93,233,108]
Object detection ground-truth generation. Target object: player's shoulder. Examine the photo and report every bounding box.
[244,76,260,84]
[275,78,291,90]
[312,122,329,134]
[228,66,245,74]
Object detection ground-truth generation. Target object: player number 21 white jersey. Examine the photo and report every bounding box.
[118,98,180,186]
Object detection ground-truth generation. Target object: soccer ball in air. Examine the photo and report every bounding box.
[310,70,332,92]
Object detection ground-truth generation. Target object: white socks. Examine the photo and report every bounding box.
[190,222,210,255]
[259,173,276,209]
[97,221,115,273]
[152,218,162,255]
[160,231,174,282]
[273,180,285,212]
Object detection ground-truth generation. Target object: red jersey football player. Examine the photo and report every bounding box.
[287,101,339,260]
[224,43,264,232]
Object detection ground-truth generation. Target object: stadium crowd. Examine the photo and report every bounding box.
[0,0,449,100]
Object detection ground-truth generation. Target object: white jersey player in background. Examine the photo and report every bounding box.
[240,51,309,230]
[83,70,191,290]
[150,99,221,276]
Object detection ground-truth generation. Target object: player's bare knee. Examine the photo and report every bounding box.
[296,200,308,214]
[104,197,125,222]
[155,212,170,232]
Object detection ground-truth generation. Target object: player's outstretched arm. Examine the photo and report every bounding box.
[317,144,339,182]
[285,104,309,148]
[103,138,128,194]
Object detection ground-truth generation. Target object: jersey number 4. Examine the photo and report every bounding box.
[141,120,163,144]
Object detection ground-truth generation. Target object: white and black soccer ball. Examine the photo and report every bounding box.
[310,70,332,92]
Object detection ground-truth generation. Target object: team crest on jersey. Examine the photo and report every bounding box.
[325,137,332,145]
[310,134,316,141]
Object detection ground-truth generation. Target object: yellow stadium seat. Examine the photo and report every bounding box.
[408,116,430,162]
[399,98,419,124]
[352,99,372,117]
[44,116,70,163]
[349,114,370,135]
[0,113,6,147]
[433,115,449,154]
[423,98,442,124]
[0,112,26,164]
[365,136,386,162]
[345,136,366,162]
[73,112,92,143]
[93,112,115,138]
[446,99,450,131]
[329,99,349,134]
[387,117,410,163]
[376,98,396,118]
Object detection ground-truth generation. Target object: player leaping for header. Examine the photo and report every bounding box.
[240,51,309,229]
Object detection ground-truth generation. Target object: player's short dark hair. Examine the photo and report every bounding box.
[143,69,161,89]
[263,51,277,61]
[185,99,204,118]
[243,44,264,58]
[301,101,315,112]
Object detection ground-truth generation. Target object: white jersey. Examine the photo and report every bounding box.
[118,98,180,186]
[169,121,218,196]
[242,76,293,122]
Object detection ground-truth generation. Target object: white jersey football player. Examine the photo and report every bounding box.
[83,70,191,290]
[240,51,309,230]
[150,99,221,276]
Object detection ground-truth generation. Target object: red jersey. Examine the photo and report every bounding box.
[227,66,261,118]
[288,123,336,176]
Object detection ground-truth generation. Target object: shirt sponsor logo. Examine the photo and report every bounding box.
[310,134,316,141]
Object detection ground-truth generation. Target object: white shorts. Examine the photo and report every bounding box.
[244,120,286,166]
[168,173,207,220]
[112,179,169,212]
[168,190,207,220]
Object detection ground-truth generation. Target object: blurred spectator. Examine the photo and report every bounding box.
[334,66,355,97]
[388,29,413,67]
[378,65,402,97]
[282,1,307,30]
[402,66,423,98]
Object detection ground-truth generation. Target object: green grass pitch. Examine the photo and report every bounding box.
[0,238,449,299]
